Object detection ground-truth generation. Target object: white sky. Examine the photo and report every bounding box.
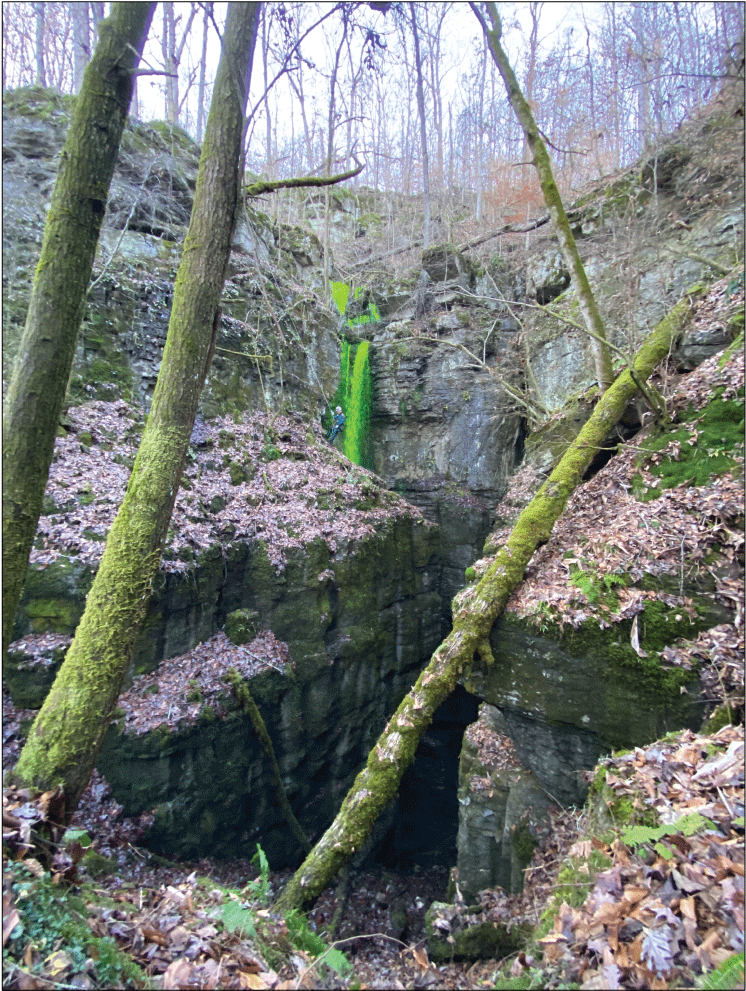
[133,2,591,136]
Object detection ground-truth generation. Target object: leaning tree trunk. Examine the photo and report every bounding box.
[11,2,261,820]
[2,2,155,661]
[275,295,695,914]
[470,1,615,391]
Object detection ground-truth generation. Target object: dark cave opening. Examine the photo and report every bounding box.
[372,683,480,872]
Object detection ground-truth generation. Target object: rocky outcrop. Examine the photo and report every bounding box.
[92,515,442,865]
[461,581,732,809]
[515,88,744,413]
[456,704,553,902]
[9,514,443,865]
[1,87,340,418]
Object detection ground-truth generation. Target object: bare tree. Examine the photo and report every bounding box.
[71,1,90,92]
[473,1,615,389]
[161,1,198,125]
[409,2,431,246]
[196,0,213,142]
[34,1,46,86]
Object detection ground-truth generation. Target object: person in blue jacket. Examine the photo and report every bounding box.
[327,405,345,443]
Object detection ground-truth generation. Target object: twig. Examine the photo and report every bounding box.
[294,932,411,990]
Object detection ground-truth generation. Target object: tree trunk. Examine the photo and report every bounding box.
[261,6,272,176]
[471,1,615,392]
[323,10,348,301]
[409,2,430,248]
[34,2,46,86]
[162,2,178,124]
[2,2,155,661]
[196,1,212,143]
[10,2,261,821]
[274,295,694,915]
[71,1,89,92]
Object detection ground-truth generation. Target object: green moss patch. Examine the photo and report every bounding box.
[632,388,744,500]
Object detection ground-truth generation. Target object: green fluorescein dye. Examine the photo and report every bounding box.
[344,341,372,468]
[330,281,380,326]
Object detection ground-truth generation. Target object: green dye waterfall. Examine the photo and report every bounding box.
[343,341,372,468]
[329,282,376,470]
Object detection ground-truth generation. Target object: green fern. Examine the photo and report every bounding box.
[622,811,715,859]
[220,898,256,938]
[285,910,351,977]
[698,952,744,990]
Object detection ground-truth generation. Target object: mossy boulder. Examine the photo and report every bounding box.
[462,597,724,806]
[425,901,528,962]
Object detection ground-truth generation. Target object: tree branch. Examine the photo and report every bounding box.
[245,161,364,198]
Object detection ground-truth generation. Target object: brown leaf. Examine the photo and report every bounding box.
[240,973,269,989]
[141,923,169,947]
[413,945,429,970]
[163,958,194,990]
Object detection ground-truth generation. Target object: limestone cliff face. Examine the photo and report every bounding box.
[94,517,442,864]
[9,508,443,864]
[2,88,340,421]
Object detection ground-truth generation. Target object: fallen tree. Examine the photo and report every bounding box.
[274,292,697,914]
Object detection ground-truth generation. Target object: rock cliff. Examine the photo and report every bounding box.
[3,82,743,883]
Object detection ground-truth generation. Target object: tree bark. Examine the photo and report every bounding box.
[11,2,261,820]
[2,2,155,661]
[409,2,431,247]
[275,294,695,915]
[71,1,90,92]
[471,1,615,392]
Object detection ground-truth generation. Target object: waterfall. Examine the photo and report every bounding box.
[344,341,372,468]
[329,282,376,470]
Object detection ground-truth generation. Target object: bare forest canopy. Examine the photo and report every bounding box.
[3,2,744,221]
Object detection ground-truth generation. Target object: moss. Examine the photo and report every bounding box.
[25,598,82,635]
[701,702,738,734]
[225,608,260,646]
[560,602,701,703]
[198,705,217,725]
[228,461,247,485]
[632,388,744,500]
[511,819,539,869]
[81,850,117,877]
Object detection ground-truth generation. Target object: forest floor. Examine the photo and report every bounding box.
[3,710,743,990]
[3,327,744,989]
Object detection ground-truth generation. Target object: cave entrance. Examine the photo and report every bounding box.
[373,684,480,871]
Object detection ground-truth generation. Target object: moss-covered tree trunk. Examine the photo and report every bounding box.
[2,3,155,660]
[11,3,261,819]
[275,297,694,914]
[470,1,615,391]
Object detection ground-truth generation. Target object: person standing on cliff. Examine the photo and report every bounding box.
[327,406,345,443]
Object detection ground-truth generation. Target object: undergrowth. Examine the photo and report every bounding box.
[3,860,150,989]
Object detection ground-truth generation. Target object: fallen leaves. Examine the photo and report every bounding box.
[32,405,429,577]
[486,345,743,639]
[542,723,746,989]
[115,631,291,737]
